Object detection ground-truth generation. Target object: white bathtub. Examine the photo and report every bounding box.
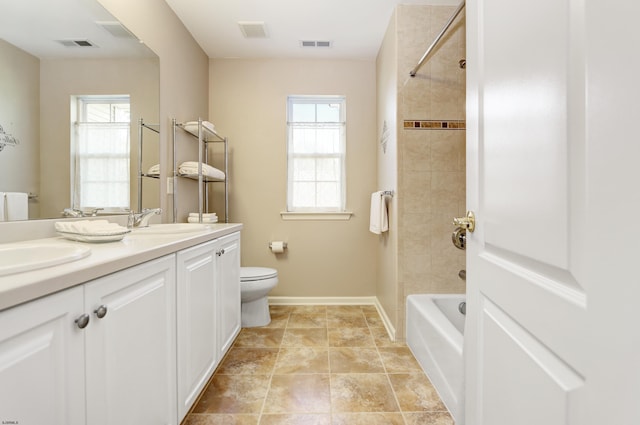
[406,294,465,424]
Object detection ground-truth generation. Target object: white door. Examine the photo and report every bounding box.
[85,255,177,425]
[0,287,86,425]
[465,0,640,424]
[176,240,218,422]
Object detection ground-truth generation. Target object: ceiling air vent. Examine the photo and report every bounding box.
[238,21,268,38]
[300,40,333,48]
[96,21,136,39]
[57,39,97,48]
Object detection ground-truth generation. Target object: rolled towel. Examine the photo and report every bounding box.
[183,120,215,136]
[187,216,218,224]
[178,161,225,180]
[188,212,217,219]
[147,164,160,176]
[55,220,128,235]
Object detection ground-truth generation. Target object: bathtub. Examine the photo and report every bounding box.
[406,294,465,424]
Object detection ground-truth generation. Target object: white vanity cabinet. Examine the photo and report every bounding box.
[84,255,177,425]
[0,227,242,425]
[0,286,86,425]
[0,255,176,425]
[176,231,241,421]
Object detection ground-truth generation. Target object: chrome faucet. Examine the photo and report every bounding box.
[128,208,162,228]
[62,208,84,218]
[62,207,103,218]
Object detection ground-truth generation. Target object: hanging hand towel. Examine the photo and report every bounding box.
[369,191,389,234]
[0,193,6,222]
[5,192,28,221]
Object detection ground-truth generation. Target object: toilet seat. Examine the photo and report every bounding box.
[241,267,278,282]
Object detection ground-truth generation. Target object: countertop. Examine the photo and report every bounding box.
[0,223,243,312]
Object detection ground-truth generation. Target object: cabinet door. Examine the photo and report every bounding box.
[84,255,177,425]
[0,286,86,425]
[217,232,241,356]
[176,240,217,421]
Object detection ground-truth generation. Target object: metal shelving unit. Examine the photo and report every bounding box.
[137,118,160,212]
[172,118,229,223]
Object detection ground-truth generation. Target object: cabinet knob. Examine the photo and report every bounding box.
[216,249,225,256]
[94,305,108,319]
[75,314,90,329]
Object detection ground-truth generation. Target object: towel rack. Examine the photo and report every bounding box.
[382,190,394,197]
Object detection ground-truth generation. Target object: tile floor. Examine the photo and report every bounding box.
[183,305,454,425]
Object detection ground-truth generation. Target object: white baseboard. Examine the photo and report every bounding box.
[268,296,377,306]
[373,298,397,342]
[268,296,397,342]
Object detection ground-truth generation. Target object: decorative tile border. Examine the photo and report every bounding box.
[403,120,465,130]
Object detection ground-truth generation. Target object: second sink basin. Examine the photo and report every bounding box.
[0,243,91,277]
[131,223,211,235]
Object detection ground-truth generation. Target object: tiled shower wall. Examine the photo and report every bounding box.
[396,5,466,338]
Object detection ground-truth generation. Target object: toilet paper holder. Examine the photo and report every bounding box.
[268,241,288,251]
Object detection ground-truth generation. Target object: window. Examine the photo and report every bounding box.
[287,96,346,212]
[71,95,131,211]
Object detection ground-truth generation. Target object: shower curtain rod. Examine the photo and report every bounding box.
[409,0,466,77]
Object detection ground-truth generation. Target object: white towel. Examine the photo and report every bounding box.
[189,212,217,219]
[55,220,128,235]
[178,161,225,180]
[369,191,389,234]
[187,216,218,223]
[0,193,6,222]
[5,192,28,221]
[183,120,215,136]
[147,164,160,176]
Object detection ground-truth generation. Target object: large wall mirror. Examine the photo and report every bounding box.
[0,0,160,220]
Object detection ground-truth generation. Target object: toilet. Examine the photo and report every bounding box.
[240,267,278,327]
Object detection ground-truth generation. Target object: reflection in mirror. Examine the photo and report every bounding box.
[0,0,159,220]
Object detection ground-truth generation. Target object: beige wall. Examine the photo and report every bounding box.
[0,40,40,218]
[99,0,210,222]
[39,58,159,218]
[209,59,378,298]
[376,5,466,339]
[376,10,401,334]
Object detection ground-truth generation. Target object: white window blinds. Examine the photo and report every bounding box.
[287,96,346,212]
[72,96,131,210]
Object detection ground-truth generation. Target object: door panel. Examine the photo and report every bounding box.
[480,298,583,425]
[466,0,588,423]
[217,233,241,356]
[177,240,217,421]
[468,0,640,423]
[0,287,85,425]
[482,0,571,269]
[85,255,176,425]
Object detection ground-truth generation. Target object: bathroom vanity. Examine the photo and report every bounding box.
[0,223,242,425]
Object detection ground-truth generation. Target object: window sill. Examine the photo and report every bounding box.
[280,211,353,221]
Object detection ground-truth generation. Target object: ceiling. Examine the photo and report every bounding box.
[164,0,460,60]
[2,0,155,59]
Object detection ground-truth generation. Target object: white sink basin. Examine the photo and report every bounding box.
[0,244,91,277]
[131,223,211,235]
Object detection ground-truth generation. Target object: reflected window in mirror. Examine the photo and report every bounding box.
[71,95,131,212]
